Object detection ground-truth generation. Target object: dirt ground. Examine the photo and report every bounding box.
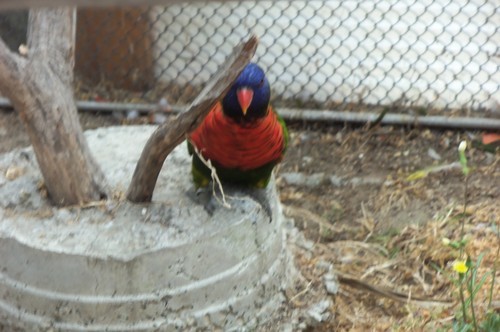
[0,108,498,331]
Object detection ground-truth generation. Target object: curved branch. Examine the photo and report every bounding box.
[126,36,258,203]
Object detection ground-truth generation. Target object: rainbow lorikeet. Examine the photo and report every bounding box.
[188,63,288,189]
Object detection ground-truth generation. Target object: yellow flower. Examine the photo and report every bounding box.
[452,260,468,274]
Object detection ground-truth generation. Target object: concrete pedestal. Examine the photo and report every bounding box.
[0,126,289,331]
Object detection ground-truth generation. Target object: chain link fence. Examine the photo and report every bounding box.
[1,1,499,113]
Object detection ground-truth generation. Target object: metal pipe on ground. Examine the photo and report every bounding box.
[0,97,498,130]
[277,109,500,130]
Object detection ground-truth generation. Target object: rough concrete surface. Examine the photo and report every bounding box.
[0,125,292,331]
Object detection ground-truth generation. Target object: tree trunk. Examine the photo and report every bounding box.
[0,8,107,206]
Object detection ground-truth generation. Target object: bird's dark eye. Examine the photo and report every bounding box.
[258,79,264,87]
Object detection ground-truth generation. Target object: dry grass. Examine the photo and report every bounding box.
[280,128,499,331]
[285,200,498,331]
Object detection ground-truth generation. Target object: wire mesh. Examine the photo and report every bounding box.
[0,1,498,113]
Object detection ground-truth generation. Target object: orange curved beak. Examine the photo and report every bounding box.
[237,88,253,116]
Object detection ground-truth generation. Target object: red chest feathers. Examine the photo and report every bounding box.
[189,103,285,170]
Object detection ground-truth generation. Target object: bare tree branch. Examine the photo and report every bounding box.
[337,272,453,308]
[127,36,258,203]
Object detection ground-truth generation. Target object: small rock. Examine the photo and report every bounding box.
[363,176,385,185]
[281,172,326,188]
[335,131,343,143]
[301,156,313,166]
[158,97,171,111]
[297,321,307,330]
[484,152,495,165]
[427,148,441,160]
[325,281,339,295]
[350,176,384,186]
[329,175,344,187]
[292,231,315,251]
[307,299,332,323]
[298,238,315,251]
[441,137,450,149]
[340,254,355,264]
[384,179,395,186]
[298,132,312,143]
[281,172,305,185]
[18,44,29,56]
[323,273,339,295]
[150,113,168,124]
[305,173,326,187]
[281,323,294,332]
[315,260,332,272]
[5,165,23,180]
[126,110,140,120]
[350,177,362,186]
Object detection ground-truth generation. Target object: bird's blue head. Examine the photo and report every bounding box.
[222,63,271,123]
